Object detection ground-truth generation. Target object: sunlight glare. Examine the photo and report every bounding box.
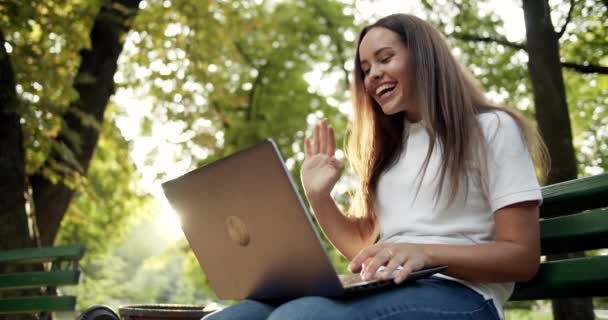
[155,194,185,242]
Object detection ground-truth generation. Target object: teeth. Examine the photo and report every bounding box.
[376,83,396,96]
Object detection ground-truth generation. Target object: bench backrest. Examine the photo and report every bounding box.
[511,173,608,300]
[0,244,85,314]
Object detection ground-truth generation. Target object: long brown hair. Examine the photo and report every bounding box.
[346,14,548,224]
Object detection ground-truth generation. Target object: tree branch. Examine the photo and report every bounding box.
[246,64,268,121]
[209,99,230,132]
[450,33,526,50]
[234,41,255,67]
[234,41,269,121]
[556,0,576,39]
[450,32,608,75]
[561,62,608,74]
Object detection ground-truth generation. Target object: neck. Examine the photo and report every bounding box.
[404,109,422,123]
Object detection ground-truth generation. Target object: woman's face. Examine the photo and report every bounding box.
[359,27,417,119]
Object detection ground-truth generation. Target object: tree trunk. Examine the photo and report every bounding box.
[29,0,141,246]
[522,0,577,185]
[0,28,33,251]
[522,1,594,319]
[0,28,39,320]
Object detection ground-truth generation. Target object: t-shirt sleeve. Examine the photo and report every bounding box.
[481,112,542,213]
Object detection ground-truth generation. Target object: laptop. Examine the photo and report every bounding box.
[162,139,447,300]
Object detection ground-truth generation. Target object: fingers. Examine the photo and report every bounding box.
[350,244,428,283]
[362,247,395,280]
[313,123,320,154]
[348,245,381,274]
[319,120,328,154]
[349,245,394,280]
[304,138,312,157]
[394,259,422,284]
[307,119,336,156]
[328,126,336,155]
[381,253,406,280]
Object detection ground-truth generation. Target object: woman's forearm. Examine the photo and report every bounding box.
[422,240,540,282]
[307,193,376,260]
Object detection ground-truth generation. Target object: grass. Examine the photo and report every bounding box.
[505,309,553,320]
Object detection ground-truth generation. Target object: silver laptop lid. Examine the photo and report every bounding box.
[162,139,344,300]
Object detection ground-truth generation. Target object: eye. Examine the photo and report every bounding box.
[380,55,392,63]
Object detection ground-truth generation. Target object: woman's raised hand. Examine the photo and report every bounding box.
[301,119,343,201]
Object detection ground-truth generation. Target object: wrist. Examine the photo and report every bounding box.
[306,191,333,206]
[421,244,436,267]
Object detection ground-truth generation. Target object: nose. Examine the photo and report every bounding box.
[365,65,382,90]
[368,64,383,80]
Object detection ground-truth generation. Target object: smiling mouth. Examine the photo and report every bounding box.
[376,83,396,99]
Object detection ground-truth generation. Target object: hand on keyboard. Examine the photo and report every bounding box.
[361,265,404,280]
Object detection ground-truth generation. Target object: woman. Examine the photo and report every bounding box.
[204,13,547,320]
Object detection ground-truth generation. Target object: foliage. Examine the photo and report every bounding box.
[504,308,553,320]
[414,0,608,177]
[116,0,357,279]
[566,70,608,175]
[1,0,150,257]
[0,0,99,180]
[55,104,152,259]
[118,0,353,165]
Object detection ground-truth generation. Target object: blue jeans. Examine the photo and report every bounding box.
[202,277,500,320]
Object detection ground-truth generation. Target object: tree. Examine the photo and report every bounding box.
[0,0,142,252]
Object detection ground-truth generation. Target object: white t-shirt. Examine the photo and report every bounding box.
[375,111,542,319]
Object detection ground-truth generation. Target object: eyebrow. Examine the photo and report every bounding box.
[360,47,394,65]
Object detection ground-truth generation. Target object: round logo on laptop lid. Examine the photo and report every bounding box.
[225,216,250,246]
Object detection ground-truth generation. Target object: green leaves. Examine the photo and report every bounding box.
[56,106,150,258]
[2,0,100,178]
[424,0,607,176]
[120,0,355,166]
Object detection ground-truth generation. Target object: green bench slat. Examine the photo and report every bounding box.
[511,255,608,300]
[540,173,608,218]
[0,296,76,314]
[540,208,608,255]
[0,270,80,290]
[0,245,85,264]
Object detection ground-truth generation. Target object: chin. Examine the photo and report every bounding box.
[379,104,403,115]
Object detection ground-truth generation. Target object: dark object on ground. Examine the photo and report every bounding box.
[77,305,120,320]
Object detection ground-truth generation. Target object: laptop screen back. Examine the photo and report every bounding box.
[162,140,344,300]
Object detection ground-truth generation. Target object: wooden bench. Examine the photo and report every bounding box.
[0,244,85,316]
[512,173,608,300]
